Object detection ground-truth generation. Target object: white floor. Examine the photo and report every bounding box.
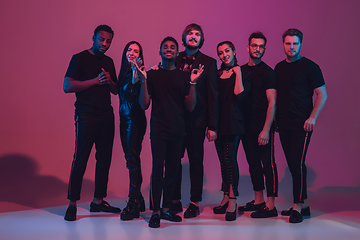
[1,201,359,240]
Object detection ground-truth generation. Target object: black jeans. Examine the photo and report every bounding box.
[173,127,206,203]
[242,129,278,197]
[67,112,114,201]
[214,134,241,196]
[278,127,312,203]
[150,136,183,211]
[120,107,146,201]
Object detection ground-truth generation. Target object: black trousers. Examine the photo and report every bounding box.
[120,109,146,201]
[67,112,114,201]
[278,127,312,203]
[214,134,241,196]
[173,127,206,203]
[242,129,278,197]
[150,136,183,211]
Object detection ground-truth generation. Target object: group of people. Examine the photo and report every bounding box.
[63,23,327,228]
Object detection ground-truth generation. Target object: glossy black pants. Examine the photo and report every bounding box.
[120,108,146,201]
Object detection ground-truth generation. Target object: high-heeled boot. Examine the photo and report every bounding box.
[225,197,237,221]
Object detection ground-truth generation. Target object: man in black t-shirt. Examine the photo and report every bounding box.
[238,32,278,219]
[139,36,203,228]
[63,25,120,221]
[275,28,327,223]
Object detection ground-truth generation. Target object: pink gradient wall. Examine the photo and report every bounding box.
[1,0,359,210]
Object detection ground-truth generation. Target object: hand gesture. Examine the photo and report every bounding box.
[98,68,112,84]
[131,56,147,81]
[151,62,161,71]
[232,65,241,75]
[190,64,204,83]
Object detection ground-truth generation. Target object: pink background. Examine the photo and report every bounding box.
[0,0,359,211]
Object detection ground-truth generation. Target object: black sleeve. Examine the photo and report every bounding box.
[65,55,81,79]
[235,67,252,102]
[309,62,325,89]
[207,59,219,131]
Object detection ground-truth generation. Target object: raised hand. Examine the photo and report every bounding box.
[190,64,204,83]
[131,56,147,81]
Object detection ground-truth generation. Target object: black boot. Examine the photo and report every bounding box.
[225,197,237,221]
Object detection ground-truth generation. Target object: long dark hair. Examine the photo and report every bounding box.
[118,41,144,83]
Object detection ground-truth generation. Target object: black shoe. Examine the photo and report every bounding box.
[213,201,229,214]
[281,206,310,216]
[184,203,200,218]
[120,200,140,221]
[251,206,278,218]
[225,197,237,221]
[149,213,160,228]
[289,209,303,223]
[160,209,182,222]
[90,200,121,213]
[238,200,265,212]
[64,205,77,221]
[170,201,183,214]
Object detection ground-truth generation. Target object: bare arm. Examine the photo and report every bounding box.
[233,66,244,95]
[185,84,196,112]
[303,85,328,131]
[63,69,114,93]
[139,77,150,110]
[258,89,277,145]
[185,65,203,111]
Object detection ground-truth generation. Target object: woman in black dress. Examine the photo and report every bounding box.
[212,41,251,221]
[118,41,147,220]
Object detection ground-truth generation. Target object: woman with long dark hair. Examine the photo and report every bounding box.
[118,41,147,221]
[212,41,251,221]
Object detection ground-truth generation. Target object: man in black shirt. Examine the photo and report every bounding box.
[63,25,120,221]
[139,36,203,228]
[173,23,219,218]
[238,32,278,218]
[275,28,327,223]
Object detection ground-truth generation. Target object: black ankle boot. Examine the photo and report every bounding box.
[225,197,237,221]
[120,199,140,221]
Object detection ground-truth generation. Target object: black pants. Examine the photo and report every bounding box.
[242,129,278,197]
[173,127,206,203]
[120,109,146,201]
[278,127,312,203]
[67,112,114,201]
[214,134,241,196]
[150,136,183,211]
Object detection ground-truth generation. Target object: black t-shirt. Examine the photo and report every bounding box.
[147,68,190,139]
[241,62,277,132]
[275,57,325,129]
[65,50,117,116]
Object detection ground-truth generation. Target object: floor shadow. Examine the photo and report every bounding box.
[0,154,94,213]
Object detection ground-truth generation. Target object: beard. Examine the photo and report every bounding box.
[250,51,264,59]
[185,42,199,50]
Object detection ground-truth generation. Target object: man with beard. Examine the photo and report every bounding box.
[172,23,219,218]
[138,36,203,228]
[238,32,278,218]
[63,25,120,221]
[275,28,327,223]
